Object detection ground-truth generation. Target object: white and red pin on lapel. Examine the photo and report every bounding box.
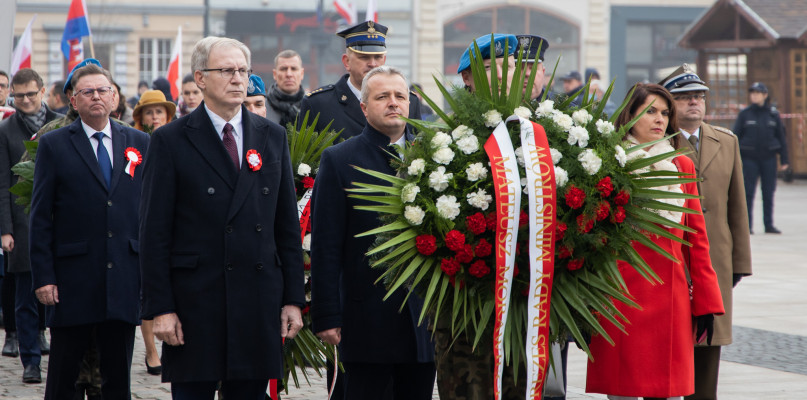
[124,147,142,178]
[246,149,262,171]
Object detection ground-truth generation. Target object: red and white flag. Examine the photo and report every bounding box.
[166,26,182,102]
[334,0,356,25]
[11,15,37,76]
[365,0,378,22]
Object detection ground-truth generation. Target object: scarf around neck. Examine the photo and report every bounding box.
[21,102,48,134]
[626,134,685,224]
[267,83,304,127]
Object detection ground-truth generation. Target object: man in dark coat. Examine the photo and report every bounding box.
[0,68,62,383]
[311,66,435,399]
[298,21,421,139]
[139,36,304,400]
[29,64,149,399]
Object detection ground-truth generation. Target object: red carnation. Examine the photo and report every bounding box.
[456,244,474,264]
[567,258,584,271]
[466,213,487,235]
[301,305,310,315]
[445,230,466,252]
[556,222,568,240]
[614,190,630,206]
[565,186,586,209]
[513,263,520,277]
[415,235,437,255]
[302,176,315,189]
[519,210,529,228]
[448,276,466,288]
[596,176,614,197]
[558,246,573,259]
[595,202,612,221]
[440,258,462,276]
[303,262,311,271]
[485,212,497,230]
[469,260,491,278]
[577,214,594,233]
[475,239,493,258]
[612,206,627,223]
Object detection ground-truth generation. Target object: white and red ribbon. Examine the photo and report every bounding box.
[124,147,142,178]
[484,121,521,400]
[297,188,313,243]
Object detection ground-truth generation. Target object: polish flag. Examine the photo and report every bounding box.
[334,0,356,26]
[61,0,92,71]
[166,26,182,102]
[10,16,37,76]
[365,0,377,22]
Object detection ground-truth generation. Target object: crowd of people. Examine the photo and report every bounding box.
[0,19,791,400]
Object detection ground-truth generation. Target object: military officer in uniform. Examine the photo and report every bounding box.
[660,64,753,400]
[515,34,556,102]
[297,21,422,139]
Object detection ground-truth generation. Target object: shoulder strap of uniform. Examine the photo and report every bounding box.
[306,84,335,97]
[711,125,734,136]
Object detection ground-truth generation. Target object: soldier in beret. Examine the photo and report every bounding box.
[244,74,268,118]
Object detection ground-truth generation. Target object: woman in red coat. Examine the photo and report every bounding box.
[586,83,725,399]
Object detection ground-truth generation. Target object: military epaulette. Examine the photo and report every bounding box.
[306,84,335,97]
[410,89,418,97]
[712,125,734,136]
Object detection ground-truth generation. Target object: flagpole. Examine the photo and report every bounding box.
[88,35,95,59]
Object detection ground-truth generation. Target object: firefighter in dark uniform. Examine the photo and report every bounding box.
[733,82,790,234]
[297,21,422,139]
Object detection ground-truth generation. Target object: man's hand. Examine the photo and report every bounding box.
[1,234,14,252]
[780,164,790,172]
[153,313,184,346]
[35,285,59,305]
[280,305,303,339]
[317,328,342,346]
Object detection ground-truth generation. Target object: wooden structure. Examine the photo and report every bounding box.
[679,0,807,177]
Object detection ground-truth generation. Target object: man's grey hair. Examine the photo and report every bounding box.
[274,49,301,67]
[191,37,252,73]
[360,66,407,104]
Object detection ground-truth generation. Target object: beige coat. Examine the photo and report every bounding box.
[677,123,753,346]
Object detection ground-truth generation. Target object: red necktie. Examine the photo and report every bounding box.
[222,123,239,170]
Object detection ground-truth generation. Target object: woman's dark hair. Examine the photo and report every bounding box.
[616,83,679,147]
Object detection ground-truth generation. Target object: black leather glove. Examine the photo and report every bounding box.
[695,314,714,346]
[732,273,743,288]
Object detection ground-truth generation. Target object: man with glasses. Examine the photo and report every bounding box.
[140,36,304,400]
[660,64,752,400]
[0,68,63,384]
[29,64,149,399]
[0,71,13,120]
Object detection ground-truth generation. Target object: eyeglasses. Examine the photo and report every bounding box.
[674,94,706,102]
[12,91,41,100]
[74,87,114,98]
[202,68,252,80]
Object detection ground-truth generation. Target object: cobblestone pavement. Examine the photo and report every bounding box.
[1,181,805,399]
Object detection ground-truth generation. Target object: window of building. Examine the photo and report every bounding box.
[139,38,172,85]
[623,22,699,93]
[706,53,747,117]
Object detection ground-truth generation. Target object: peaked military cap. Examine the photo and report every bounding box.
[659,63,709,93]
[515,35,549,63]
[337,21,388,55]
[748,82,768,93]
[457,33,518,74]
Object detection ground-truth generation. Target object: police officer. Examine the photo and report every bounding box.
[733,82,789,234]
[298,21,421,139]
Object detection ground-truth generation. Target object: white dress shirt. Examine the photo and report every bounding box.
[205,104,244,167]
[82,119,114,165]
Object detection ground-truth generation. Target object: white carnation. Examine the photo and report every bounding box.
[596,120,615,136]
[428,166,453,192]
[302,233,311,251]
[466,162,488,181]
[436,195,461,220]
[567,125,590,148]
[297,163,312,176]
[431,131,452,148]
[432,147,455,165]
[407,158,426,175]
[401,183,420,203]
[484,109,503,128]
[550,148,563,165]
[552,112,574,131]
[578,149,602,175]
[451,125,474,140]
[572,109,593,126]
[520,177,529,194]
[535,100,555,118]
[614,145,627,167]
[514,106,532,119]
[456,135,480,155]
[514,147,526,167]
[466,189,493,210]
[404,205,426,225]
[553,165,569,187]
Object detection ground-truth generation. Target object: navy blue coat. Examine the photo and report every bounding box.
[298,74,422,140]
[29,118,149,327]
[310,124,433,364]
[139,104,304,382]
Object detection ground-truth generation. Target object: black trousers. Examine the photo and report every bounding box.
[743,156,778,229]
[686,346,722,400]
[44,321,135,400]
[171,379,268,400]
[343,361,435,400]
